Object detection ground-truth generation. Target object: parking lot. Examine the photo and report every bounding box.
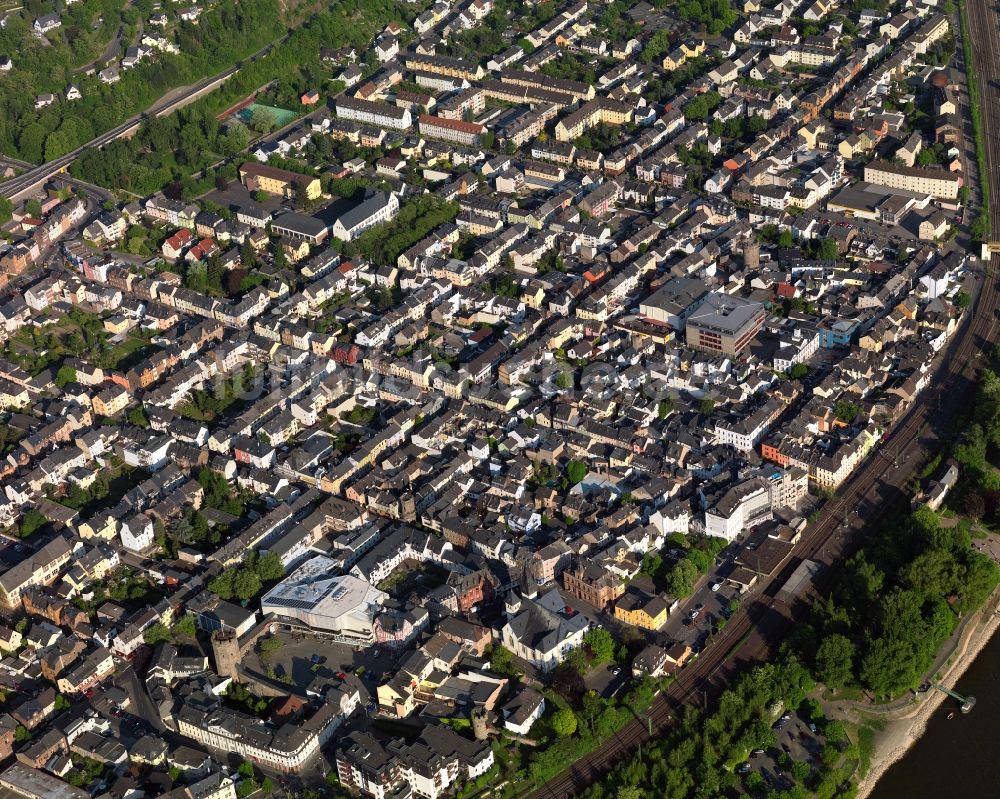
[584,662,628,699]
[201,182,287,216]
[739,709,826,791]
[243,630,396,695]
[659,543,743,650]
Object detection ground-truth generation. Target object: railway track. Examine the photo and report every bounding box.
[965,0,1000,234]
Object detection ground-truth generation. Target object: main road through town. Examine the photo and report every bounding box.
[522,6,1000,796]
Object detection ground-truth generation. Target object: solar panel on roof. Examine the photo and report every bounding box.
[266,597,317,611]
[329,585,348,601]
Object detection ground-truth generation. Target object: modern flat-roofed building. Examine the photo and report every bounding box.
[685,292,765,355]
[705,477,772,541]
[639,277,712,329]
[261,555,388,645]
[337,725,494,799]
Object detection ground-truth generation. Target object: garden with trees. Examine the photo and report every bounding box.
[2,307,151,376]
[208,550,285,602]
[340,195,458,266]
[790,502,996,699]
[70,0,414,195]
[640,532,727,599]
[1,0,287,164]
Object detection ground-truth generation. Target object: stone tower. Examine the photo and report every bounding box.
[211,630,242,682]
[400,491,416,522]
[743,240,760,269]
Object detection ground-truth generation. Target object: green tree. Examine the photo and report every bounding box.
[954,291,972,309]
[551,707,578,737]
[643,29,671,62]
[684,91,722,121]
[127,404,150,428]
[209,570,236,599]
[17,122,47,165]
[641,552,663,580]
[248,107,276,135]
[55,366,77,388]
[143,622,171,646]
[172,613,198,639]
[957,552,1000,612]
[666,557,700,598]
[13,725,30,744]
[254,551,285,582]
[900,547,962,597]
[699,398,716,415]
[971,212,991,242]
[816,238,839,261]
[257,635,283,660]
[584,627,615,664]
[814,633,855,689]
[489,644,522,678]
[555,370,574,390]
[240,238,258,270]
[566,460,588,485]
[917,149,940,167]
[824,719,847,745]
[19,509,47,538]
[233,569,262,601]
[834,400,861,423]
[747,113,768,135]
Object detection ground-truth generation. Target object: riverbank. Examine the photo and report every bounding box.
[844,591,1000,799]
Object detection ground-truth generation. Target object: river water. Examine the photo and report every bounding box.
[869,632,1000,799]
